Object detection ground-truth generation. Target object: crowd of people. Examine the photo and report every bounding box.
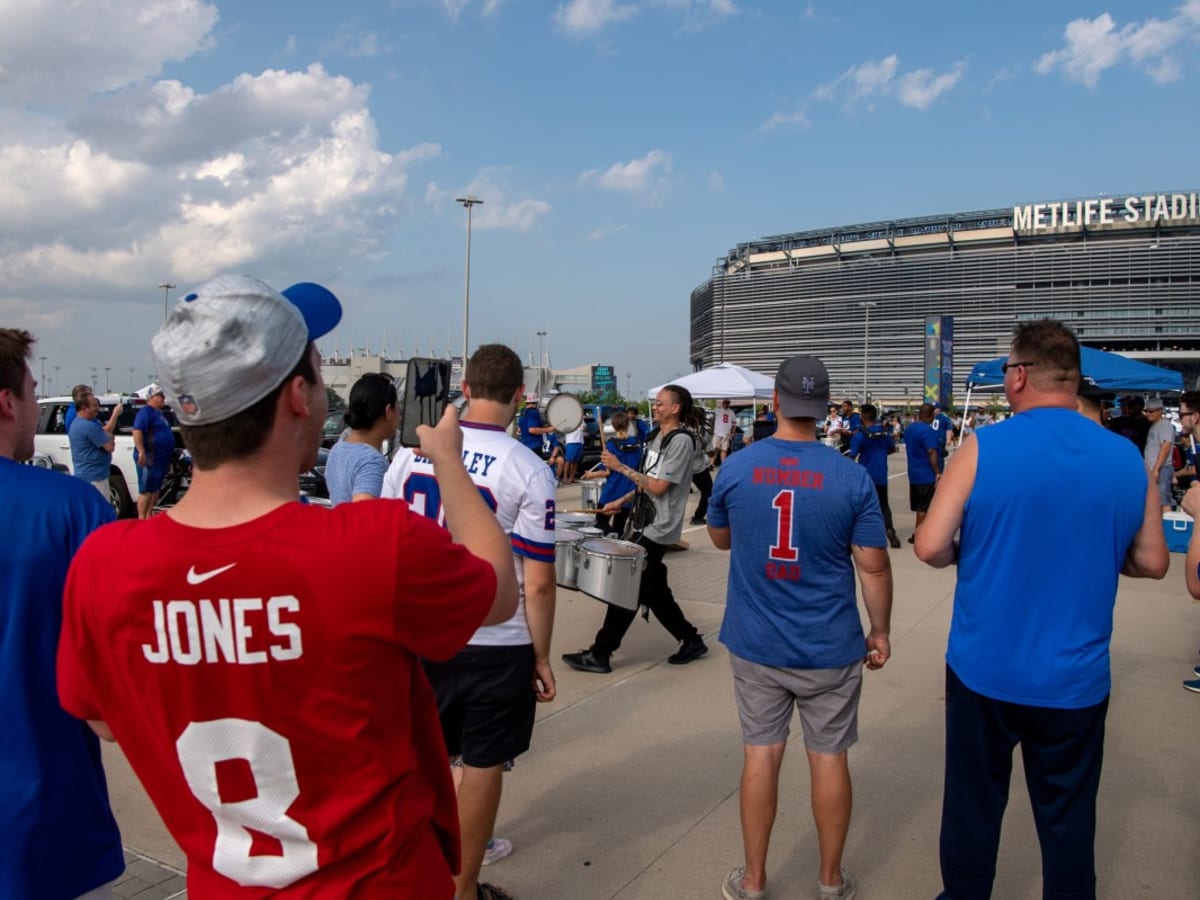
[3,295,1199,900]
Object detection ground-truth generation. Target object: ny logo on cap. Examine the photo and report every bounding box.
[801,376,815,395]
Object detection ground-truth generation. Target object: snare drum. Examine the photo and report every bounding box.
[575,538,646,611]
[557,511,594,529]
[581,477,606,509]
[555,528,586,590]
[577,526,603,538]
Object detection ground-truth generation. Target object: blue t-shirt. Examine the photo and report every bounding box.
[932,412,954,456]
[325,439,389,505]
[64,404,78,431]
[949,409,1146,708]
[0,459,124,898]
[904,421,939,484]
[709,437,885,669]
[597,436,643,506]
[517,406,543,450]
[849,423,893,486]
[132,405,175,469]
[631,417,651,442]
[68,416,113,483]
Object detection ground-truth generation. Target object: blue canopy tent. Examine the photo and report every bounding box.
[958,348,1183,447]
[966,346,1184,393]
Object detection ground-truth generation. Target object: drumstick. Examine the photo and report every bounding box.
[559,509,599,515]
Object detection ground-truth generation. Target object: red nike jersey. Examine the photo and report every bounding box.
[57,499,495,898]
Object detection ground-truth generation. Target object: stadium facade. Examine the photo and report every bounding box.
[689,191,1200,406]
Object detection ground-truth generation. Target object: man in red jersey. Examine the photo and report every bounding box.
[57,274,517,898]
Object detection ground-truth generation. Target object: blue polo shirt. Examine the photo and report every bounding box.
[68,416,113,483]
[517,406,543,451]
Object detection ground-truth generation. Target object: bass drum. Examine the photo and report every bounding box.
[575,538,646,611]
[546,393,583,434]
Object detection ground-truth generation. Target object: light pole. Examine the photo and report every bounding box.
[157,282,176,321]
[38,356,46,397]
[103,367,111,393]
[536,331,547,368]
[128,367,135,391]
[626,371,632,398]
[455,196,483,365]
[858,301,877,403]
[53,366,60,398]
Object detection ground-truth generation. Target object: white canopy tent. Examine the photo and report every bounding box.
[648,362,775,401]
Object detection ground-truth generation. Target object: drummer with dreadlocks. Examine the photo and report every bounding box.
[563,384,708,674]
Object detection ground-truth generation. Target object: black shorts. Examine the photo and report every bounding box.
[422,644,536,768]
[910,482,936,512]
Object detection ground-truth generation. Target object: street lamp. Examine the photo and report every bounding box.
[626,371,632,398]
[53,366,60,398]
[128,367,135,391]
[104,367,111,393]
[536,330,547,368]
[38,356,46,397]
[858,301,877,404]
[157,282,176,321]
[454,196,483,365]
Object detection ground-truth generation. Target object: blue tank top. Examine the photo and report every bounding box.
[949,407,1146,708]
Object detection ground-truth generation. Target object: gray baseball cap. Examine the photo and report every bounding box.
[151,274,342,426]
[775,355,830,419]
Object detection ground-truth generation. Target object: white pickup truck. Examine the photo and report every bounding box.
[32,393,178,518]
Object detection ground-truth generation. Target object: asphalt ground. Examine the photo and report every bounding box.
[101,453,1200,898]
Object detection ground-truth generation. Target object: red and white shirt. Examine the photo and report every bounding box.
[58,500,495,898]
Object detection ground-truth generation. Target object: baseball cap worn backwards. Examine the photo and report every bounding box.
[775,355,830,419]
[151,274,342,426]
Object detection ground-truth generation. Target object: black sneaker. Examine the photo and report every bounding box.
[887,530,901,549]
[562,649,611,674]
[668,637,708,665]
[690,515,707,525]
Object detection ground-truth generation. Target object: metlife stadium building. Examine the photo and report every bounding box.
[689,191,1200,405]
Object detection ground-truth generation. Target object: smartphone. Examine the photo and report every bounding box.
[399,357,452,447]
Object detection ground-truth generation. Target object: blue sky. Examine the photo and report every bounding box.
[2,0,1198,397]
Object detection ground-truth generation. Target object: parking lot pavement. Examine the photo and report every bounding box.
[95,458,1200,897]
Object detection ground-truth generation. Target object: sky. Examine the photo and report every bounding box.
[2,0,1198,398]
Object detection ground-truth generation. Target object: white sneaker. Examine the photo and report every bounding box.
[817,868,856,899]
[482,837,513,867]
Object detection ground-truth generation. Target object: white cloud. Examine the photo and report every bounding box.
[897,62,967,110]
[707,171,726,192]
[435,0,505,20]
[553,0,638,37]
[586,223,628,241]
[812,54,965,111]
[1035,7,1200,87]
[651,0,738,31]
[579,150,674,203]
[0,47,442,295]
[451,169,552,232]
[0,0,219,105]
[763,106,810,130]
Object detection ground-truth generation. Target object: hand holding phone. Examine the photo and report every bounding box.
[399,357,452,447]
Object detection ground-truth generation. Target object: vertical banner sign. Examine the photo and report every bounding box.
[923,317,954,409]
[591,365,616,393]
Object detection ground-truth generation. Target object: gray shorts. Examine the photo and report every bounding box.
[729,653,863,754]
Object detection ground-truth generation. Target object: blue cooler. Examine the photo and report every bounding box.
[1162,512,1193,553]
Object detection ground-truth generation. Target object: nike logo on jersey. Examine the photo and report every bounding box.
[186,563,237,585]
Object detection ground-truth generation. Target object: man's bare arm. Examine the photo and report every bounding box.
[915,435,977,568]
[1182,483,1200,598]
[852,543,892,669]
[1122,476,1169,579]
[523,558,557,702]
[708,524,731,550]
[89,720,115,742]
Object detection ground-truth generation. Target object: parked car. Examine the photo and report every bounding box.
[299,446,330,500]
